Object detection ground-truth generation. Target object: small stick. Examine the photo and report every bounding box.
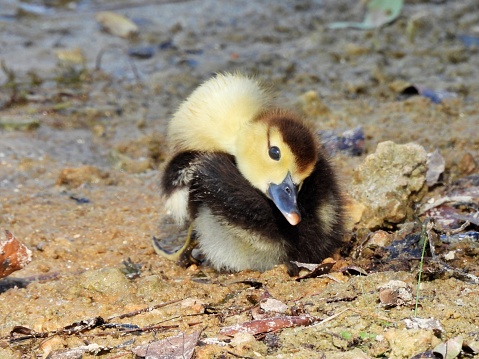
[311,308,350,327]
[107,299,183,321]
[420,196,473,214]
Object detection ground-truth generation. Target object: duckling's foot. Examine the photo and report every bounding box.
[151,225,200,268]
[286,261,300,277]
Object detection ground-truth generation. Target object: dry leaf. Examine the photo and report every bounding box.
[132,330,200,359]
[433,336,463,359]
[294,261,335,281]
[0,230,32,279]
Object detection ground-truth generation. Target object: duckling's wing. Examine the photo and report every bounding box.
[189,152,286,236]
[161,151,203,196]
[161,151,205,225]
[288,154,345,264]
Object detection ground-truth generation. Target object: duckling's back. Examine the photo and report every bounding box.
[168,73,271,154]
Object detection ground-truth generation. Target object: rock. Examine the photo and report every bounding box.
[181,297,206,314]
[378,280,414,308]
[79,267,133,296]
[56,165,109,188]
[260,298,288,313]
[345,195,367,227]
[426,149,445,187]
[128,46,156,59]
[367,230,394,248]
[351,141,427,229]
[458,152,477,175]
[230,332,267,357]
[343,43,371,57]
[95,11,138,39]
[327,348,371,359]
[299,90,331,117]
[384,329,440,359]
[136,275,167,297]
[110,152,151,173]
[55,47,86,64]
[403,317,444,333]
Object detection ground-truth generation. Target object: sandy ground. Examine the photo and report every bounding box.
[1,1,479,358]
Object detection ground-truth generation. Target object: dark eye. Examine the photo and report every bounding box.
[268,146,281,161]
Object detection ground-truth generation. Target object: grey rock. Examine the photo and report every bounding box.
[351,141,427,229]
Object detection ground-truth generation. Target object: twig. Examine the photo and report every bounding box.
[414,219,433,317]
[106,298,183,321]
[420,196,474,214]
[447,220,471,235]
[220,315,317,336]
[311,308,351,328]
[226,350,255,359]
[349,308,395,323]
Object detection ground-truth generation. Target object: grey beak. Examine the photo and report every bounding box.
[268,172,301,226]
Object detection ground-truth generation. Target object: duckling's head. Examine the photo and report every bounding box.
[235,109,318,226]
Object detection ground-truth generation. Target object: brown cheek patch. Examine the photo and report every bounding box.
[297,161,316,180]
[267,111,318,172]
[254,109,319,172]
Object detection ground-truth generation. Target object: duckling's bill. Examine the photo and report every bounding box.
[268,172,301,226]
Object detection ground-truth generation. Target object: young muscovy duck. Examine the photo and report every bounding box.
[155,73,344,274]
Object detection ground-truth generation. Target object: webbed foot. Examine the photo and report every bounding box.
[152,224,200,267]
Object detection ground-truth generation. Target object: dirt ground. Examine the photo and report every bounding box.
[1,1,479,358]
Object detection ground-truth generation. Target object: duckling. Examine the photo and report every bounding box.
[156,73,344,274]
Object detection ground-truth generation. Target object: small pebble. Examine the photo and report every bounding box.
[128,46,155,59]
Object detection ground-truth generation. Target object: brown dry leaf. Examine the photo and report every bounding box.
[44,343,105,359]
[340,265,368,276]
[293,260,335,281]
[0,230,32,279]
[132,330,201,359]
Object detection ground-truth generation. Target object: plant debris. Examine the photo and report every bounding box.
[293,260,335,281]
[132,330,201,359]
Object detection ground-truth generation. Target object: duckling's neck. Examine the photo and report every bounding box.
[234,120,270,193]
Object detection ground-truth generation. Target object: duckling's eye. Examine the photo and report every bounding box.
[268,146,281,161]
